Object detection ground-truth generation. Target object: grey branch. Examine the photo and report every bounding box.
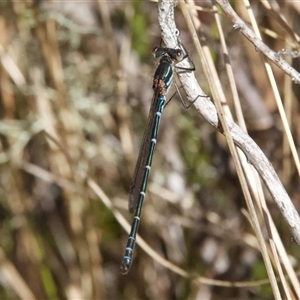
[157,0,300,245]
[215,0,300,84]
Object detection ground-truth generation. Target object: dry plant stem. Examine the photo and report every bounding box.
[212,3,293,297]
[0,247,37,300]
[215,0,300,84]
[258,0,300,43]
[240,2,298,297]
[19,160,280,288]
[213,5,246,131]
[174,1,280,297]
[18,151,291,292]
[157,0,300,246]
[241,0,300,181]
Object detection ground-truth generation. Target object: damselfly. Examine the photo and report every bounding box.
[120,41,195,274]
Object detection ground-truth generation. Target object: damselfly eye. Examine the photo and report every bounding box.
[175,49,184,61]
[153,46,165,58]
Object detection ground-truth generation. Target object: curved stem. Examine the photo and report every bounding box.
[157,0,300,245]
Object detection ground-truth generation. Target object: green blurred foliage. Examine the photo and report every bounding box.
[130,1,150,60]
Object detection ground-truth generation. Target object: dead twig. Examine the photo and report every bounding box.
[157,0,300,246]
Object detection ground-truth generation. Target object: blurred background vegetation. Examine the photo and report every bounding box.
[0,0,299,299]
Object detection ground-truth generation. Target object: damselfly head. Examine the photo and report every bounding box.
[153,46,184,62]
